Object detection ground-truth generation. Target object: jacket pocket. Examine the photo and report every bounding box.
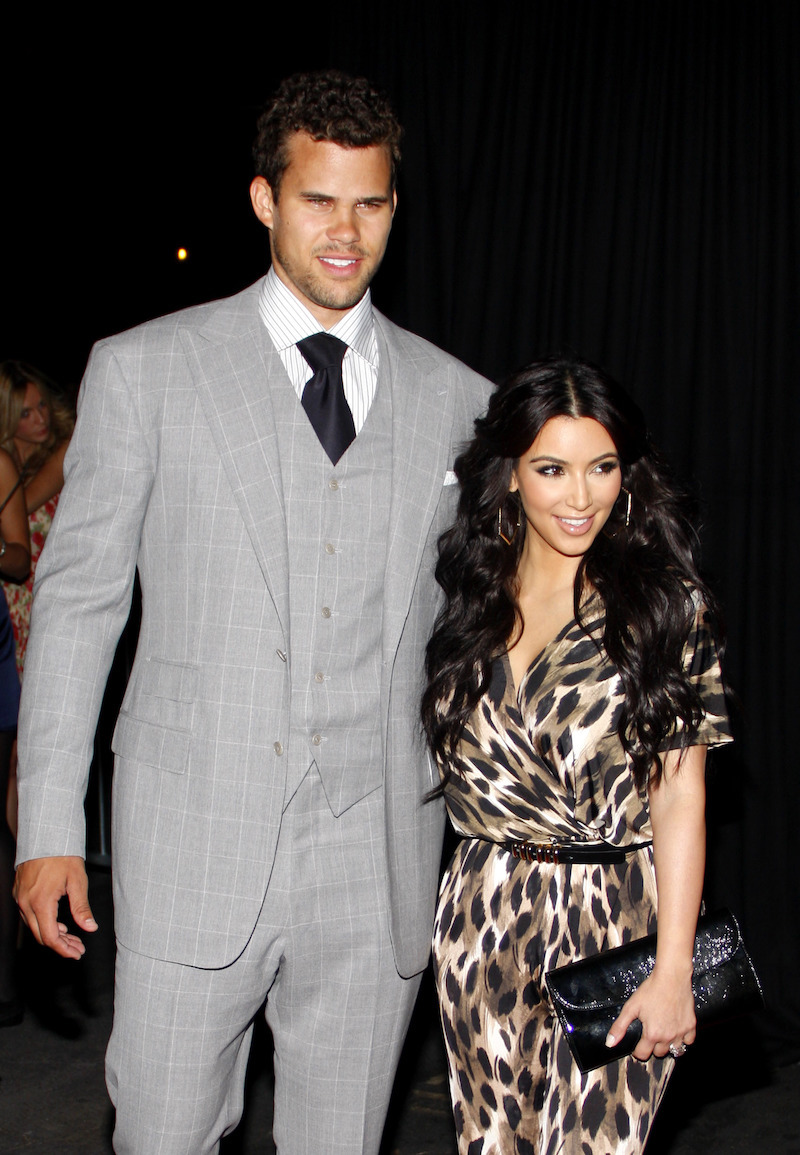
[142,657,197,702]
[112,711,191,775]
[120,657,198,727]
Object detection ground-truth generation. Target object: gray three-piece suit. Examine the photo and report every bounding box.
[16,279,489,1153]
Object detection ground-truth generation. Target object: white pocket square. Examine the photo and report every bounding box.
[444,471,457,486]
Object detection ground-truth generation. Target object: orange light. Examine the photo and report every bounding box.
[177,248,188,261]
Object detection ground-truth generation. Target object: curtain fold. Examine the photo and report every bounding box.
[334,2,800,1059]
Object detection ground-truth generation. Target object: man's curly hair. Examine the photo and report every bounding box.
[253,70,402,198]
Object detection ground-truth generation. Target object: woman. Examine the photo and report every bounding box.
[422,357,731,1154]
[0,447,30,1024]
[0,360,74,674]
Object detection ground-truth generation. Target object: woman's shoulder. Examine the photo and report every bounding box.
[0,448,20,485]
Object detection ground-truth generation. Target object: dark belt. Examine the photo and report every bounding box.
[504,839,652,865]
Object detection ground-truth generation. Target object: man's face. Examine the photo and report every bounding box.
[250,133,397,329]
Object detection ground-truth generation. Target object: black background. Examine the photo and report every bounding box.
[5,3,797,1060]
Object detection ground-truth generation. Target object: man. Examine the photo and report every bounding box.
[14,71,489,1154]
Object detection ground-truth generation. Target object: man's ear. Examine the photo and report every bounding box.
[250,177,276,229]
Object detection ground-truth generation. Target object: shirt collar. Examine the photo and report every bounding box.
[259,268,376,367]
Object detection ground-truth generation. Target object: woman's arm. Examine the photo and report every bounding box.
[23,439,69,515]
[0,450,31,581]
[606,743,707,1060]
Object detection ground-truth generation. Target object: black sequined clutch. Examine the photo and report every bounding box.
[545,909,764,1072]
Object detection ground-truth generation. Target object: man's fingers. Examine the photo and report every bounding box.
[67,884,98,932]
[28,906,87,959]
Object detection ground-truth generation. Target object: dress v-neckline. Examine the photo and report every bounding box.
[504,614,577,698]
[504,592,604,699]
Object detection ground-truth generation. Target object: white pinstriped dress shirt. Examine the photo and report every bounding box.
[258,267,378,434]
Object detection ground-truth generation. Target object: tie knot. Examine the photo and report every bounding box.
[297,332,348,373]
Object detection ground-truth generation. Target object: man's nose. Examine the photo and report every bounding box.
[327,206,360,244]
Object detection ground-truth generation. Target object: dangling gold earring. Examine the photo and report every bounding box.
[498,504,522,546]
[621,486,632,528]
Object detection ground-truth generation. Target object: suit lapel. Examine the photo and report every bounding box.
[377,314,456,664]
[181,288,290,631]
[181,296,457,664]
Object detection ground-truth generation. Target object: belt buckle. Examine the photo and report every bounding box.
[512,840,562,864]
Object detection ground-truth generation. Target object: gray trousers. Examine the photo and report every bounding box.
[106,769,421,1154]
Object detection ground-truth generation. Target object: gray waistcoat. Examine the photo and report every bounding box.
[273,366,393,816]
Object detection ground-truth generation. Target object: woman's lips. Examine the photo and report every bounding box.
[554,515,595,535]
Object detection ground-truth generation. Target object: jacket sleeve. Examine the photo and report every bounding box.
[16,339,156,864]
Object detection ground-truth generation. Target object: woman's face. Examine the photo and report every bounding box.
[14,383,50,450]
[510,416,622,562]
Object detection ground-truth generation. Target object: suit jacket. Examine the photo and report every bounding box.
[16,279,490,976]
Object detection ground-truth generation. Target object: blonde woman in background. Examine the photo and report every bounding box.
[0,360,74,674]
[0,361,74,840]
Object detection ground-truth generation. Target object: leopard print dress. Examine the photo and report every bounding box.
[432,598,731,1155]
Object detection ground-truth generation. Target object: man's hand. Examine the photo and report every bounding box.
[13,856,97,960]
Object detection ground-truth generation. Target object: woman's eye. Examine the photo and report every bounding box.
[537,464,562,477]
[595,460,619,475]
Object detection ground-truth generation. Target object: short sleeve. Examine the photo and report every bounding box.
[662,596,733,751]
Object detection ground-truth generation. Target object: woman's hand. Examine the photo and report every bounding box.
[606,964,696,1060]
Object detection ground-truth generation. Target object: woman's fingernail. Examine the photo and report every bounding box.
[605,1033,616,1047]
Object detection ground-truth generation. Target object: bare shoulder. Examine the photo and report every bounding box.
[0,447,19,484]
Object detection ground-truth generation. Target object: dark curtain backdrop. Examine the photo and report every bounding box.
[5,3,797,1060]
[327,3,799,1059]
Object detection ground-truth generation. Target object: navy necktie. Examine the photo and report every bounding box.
[297,333,356,465]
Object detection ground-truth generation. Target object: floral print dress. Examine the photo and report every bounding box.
[2,495,58,676]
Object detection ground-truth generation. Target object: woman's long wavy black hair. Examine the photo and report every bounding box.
[422,356,723,791]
